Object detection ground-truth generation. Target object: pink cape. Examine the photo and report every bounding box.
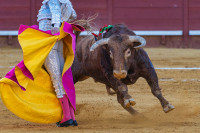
[5,22,84,111]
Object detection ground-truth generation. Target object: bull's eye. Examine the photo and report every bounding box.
[109,50,113,59]
[125,48,131,58]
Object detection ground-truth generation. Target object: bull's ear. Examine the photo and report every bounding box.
[132,42,142,48]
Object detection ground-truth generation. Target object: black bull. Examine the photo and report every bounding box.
[71,24,174,115]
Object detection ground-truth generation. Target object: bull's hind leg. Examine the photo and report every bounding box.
[106,85,116,95]
[144,68,175,113]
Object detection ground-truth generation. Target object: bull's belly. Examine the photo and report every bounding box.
[86,74,110,85]
[122,74,140,85]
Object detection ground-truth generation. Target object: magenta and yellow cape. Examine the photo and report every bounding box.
[0,22,84,124]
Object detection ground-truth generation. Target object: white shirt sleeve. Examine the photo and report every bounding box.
[48,0,61,26]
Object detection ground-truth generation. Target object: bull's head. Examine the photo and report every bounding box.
[90,34,146,79]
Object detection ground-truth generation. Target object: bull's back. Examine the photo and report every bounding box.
[76,35,102,63]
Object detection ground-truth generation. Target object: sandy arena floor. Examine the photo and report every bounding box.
[0,48,199,133]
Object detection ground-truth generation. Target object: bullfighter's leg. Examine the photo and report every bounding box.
[57,40,77,122]
[57,40,65,73]
[58,42,77,125]
[44,41,75,127]
[144,68,175,113]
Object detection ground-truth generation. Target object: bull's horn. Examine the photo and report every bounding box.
[90,38,110,51]
[129,36,146,49]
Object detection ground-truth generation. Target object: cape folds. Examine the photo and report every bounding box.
[0,22,84,124]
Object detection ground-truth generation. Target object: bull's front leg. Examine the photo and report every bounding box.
[100,62,137,114]
[117,83,136,108]
[117,92,138,115]
[106,83,138,114]
[143,67,175,113]
[106,76,137,114]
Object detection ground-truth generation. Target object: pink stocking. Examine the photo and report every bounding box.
[59,95,72,123]
[69,104,75,120]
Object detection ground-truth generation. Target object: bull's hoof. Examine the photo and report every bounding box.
[124,98,136,108]
[163,104,175,113]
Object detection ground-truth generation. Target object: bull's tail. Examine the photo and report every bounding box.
[72,14,98,40]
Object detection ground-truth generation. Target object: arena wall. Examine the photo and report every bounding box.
[0,0,199,48]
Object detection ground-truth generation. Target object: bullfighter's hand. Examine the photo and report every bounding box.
[51,27,60,34]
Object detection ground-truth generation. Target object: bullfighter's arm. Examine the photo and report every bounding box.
[59,0,77,22]
[48,0,61,27]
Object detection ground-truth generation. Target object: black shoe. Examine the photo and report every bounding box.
[73,120,78,126]
[56,121,61,126]
[56,119,73,127]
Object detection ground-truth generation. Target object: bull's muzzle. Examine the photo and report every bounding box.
[113,70,127,79]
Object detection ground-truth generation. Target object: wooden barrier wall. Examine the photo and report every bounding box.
[0,0,200,48]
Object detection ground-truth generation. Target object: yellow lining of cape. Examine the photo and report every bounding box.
[0,69,62,123]
[0,23,79,123]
